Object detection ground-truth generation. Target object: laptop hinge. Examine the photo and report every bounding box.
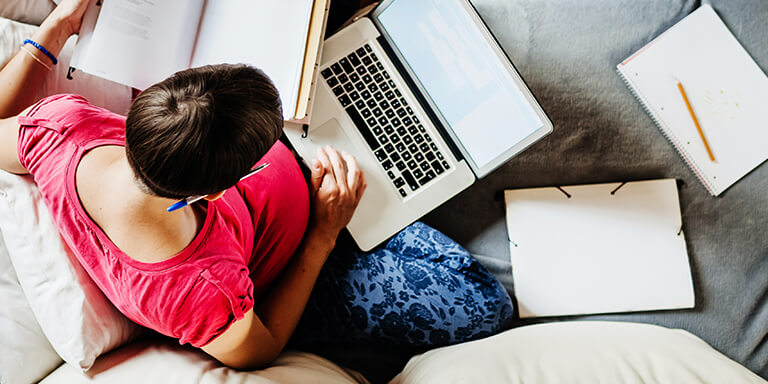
[375,35,466,163]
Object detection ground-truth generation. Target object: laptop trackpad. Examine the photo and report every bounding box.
[307,118,356,155]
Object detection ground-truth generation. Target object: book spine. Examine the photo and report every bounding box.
[616,66,720,196]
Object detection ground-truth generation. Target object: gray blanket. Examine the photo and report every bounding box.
[425,0,768,378]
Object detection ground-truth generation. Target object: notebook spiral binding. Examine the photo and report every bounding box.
[616,67,718,196]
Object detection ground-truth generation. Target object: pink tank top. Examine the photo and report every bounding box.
[17,95,309,347]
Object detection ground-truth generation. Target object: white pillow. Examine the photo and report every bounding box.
[0,0,54,26]
[0,16,133,115]
[392,321,766,384]
[0,232,62,384]
[0,172,143,371]
[0,14,135,373]
[40,342,367,384]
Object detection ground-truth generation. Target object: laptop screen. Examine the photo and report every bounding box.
[376,0,547,172]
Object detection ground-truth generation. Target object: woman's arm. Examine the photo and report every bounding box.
[0,0,88,174]
[202,146,367,370]
[0,114,29,174]
[0,0,88,118]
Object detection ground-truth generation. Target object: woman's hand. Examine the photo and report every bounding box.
[47,0,90,37]
[307,146,367,245]
[0,0,89,118]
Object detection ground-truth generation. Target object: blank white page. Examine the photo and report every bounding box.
[191,0,314,120]
[617,5,768,195]
[505,179,694,318]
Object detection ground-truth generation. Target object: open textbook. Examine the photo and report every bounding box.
[71,0,327,121]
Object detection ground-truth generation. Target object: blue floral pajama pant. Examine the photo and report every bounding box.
[292,222,514,347]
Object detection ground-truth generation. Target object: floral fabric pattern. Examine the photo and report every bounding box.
[292,222,514,347]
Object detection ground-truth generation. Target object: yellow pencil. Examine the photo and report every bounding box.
[676,80,715,162]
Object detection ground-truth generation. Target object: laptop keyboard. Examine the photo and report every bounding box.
[321,43,450,198]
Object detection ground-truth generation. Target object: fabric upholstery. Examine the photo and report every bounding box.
[423,0,768,378]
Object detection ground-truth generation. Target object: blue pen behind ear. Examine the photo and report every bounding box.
[167,200,191,213]
[166,163,270,212]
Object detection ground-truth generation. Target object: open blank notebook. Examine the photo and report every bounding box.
[617,5,768,196]
[504,179,695,318]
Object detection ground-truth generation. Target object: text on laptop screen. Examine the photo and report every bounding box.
[377,0,544,169]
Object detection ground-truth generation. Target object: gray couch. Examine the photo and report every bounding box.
[2,0,765,382]
[422,0,768,379]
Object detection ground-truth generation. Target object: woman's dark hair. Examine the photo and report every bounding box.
[125,64,283,199]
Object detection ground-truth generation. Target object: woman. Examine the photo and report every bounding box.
[0,0,512,370]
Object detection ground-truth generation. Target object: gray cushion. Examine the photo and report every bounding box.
[425,0,768,378]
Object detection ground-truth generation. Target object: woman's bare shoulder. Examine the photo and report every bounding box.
[76,146,205,264]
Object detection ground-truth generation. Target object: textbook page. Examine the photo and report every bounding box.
[191,0,314,120]
[505,179,694,318]
[69,0,100,70]
[75,0,204,90]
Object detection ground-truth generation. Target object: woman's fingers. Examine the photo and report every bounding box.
[315,146,331,169]
[313,146,366,204]
[54,0,90,35]
[315,146,334,181]
[324,146,349,194]
[307,147,367,238]
[341,151,364,196]
[356,172,367,203]
[309,159,324,194]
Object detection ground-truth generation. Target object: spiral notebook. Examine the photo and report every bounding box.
[617,5,768,196]
[505,179,694,318]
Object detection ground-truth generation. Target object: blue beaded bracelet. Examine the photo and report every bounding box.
[23,39,58,65]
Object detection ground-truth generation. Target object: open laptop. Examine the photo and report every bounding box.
[284,0,553,251]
